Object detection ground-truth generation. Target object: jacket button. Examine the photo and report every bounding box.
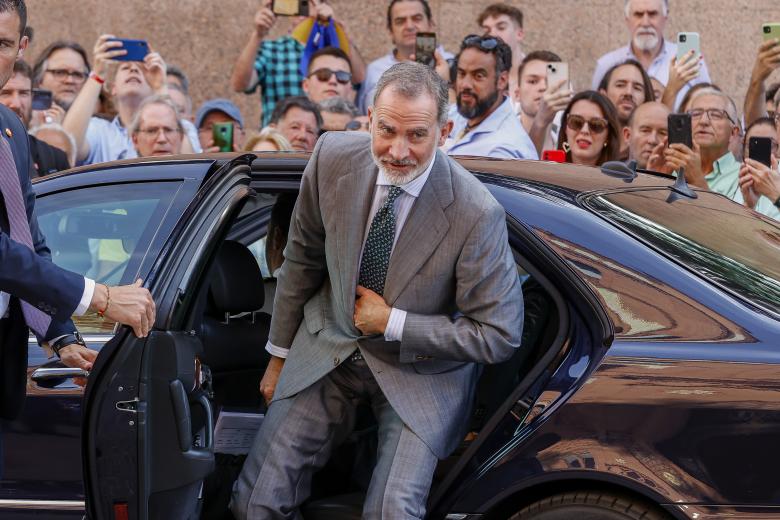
[415,355,425,360]
[333,357,339,366]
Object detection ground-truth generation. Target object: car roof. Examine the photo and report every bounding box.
[41,151,680,195]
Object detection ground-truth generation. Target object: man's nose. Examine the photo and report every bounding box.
[389,137,409,159]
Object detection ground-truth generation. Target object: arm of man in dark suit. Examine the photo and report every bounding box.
[267,133,330,349]
[399,202,524,365]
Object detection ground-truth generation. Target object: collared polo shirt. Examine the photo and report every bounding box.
[704,151,780,220]
[443,96,538,160]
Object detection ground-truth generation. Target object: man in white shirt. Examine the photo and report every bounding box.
[591,0,710,108]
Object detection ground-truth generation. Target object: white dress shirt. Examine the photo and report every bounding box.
[265,156,436,358]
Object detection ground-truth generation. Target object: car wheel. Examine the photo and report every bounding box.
[509,490,670,520]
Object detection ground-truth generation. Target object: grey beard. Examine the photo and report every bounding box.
[370,147,432,186]
[633,32,659,52]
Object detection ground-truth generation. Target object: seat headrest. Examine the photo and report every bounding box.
[208,240,265,314]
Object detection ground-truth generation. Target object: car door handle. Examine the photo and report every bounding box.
[31,367,89,381]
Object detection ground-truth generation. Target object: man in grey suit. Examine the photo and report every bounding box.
[231,61,524,519]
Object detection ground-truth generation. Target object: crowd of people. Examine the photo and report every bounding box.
[8,0,780,219]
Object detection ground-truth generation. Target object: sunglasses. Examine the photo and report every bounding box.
[462,34,499,51]
[566,114,609,135]
[308,68,352,84]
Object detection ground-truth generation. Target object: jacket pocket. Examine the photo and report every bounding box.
[303,294,325,334]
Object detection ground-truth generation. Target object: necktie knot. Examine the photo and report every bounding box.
[386,186,403,206]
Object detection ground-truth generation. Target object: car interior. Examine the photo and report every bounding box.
[165,189,566,519]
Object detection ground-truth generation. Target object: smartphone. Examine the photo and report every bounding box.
[668,113,693,149]
[108,38,150,62]
[31,88,53,111]
[763,23,780,42]
[272,0,309,16]
[213,122,234,152]
[542,149,566,163]
[676,32,701,61]
[415,32,437,68]
[546,62,569,90]
[748,136,773,168]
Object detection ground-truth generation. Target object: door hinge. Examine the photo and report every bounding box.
[115,398,140,414]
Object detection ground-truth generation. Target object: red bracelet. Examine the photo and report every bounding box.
[97,284,111,318]
[89,71,105,85]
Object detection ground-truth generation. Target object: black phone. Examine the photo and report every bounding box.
[415,32,437,68]
[32,88,53,111]
[668,113,693,149]
[272,0,309,16]
[107,38,150,62]
[748,136,773,168]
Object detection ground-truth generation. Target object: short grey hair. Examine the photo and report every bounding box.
[29,123,77,166]
[318,97,359,117]
[624,0,668,17]
[129,95,183,135]
[689,87,739,127]
[372,61,449,127]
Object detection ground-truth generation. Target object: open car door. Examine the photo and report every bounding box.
[82,156,256,519]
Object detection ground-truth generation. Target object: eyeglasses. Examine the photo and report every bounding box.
[45,68,88,81]
[566,114,609,135]
[462,34,499,51]
[308,68,352,84]
[136,126,181,139]
[345,120,369,131]
[687,108,735,125]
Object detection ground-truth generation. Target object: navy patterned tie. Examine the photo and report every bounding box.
[358,186,404,296]
[0,136,52,337]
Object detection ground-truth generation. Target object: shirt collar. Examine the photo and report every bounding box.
[706,151,739,179]
[461,96,513,135]
[375,153,436,198]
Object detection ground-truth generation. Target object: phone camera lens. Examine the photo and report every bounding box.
[765,26,771,34]
[680,34,687,42]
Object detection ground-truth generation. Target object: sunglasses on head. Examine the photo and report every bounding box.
[345,120,369,131]
[566,114,609,135]
[308,68,352,84]
[462,34,499,51]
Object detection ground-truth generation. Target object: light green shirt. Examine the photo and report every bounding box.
[705,152,780,221]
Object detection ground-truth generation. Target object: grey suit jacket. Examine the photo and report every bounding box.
[270,131,524,458]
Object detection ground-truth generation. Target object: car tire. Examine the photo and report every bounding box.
[509,490,670,520]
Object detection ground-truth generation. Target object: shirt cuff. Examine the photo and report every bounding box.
[265,341,290,359]
[75,278,95,316]
[384,308,406,342]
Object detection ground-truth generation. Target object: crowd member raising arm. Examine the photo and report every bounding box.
[743,36,780,128]
[62,34,195,166]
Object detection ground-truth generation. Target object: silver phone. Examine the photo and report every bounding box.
[676,32,701,61]
[546,62,569,91]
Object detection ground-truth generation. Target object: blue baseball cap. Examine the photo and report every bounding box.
[195,98,244,129]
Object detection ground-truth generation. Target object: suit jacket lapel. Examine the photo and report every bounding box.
[384,151,453,306]
[335,165,377,318]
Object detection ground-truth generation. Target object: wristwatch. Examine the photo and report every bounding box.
[50,332,86,357]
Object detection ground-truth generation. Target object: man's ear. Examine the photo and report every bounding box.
[301,77,311,96]
[16,34,28,60]
[599,88,608,98]
[516,27,525,43]
[622,125,631,146]
[497,70,509,92]
[438,119,453,146]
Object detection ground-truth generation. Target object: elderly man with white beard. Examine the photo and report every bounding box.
[592,0,710,109]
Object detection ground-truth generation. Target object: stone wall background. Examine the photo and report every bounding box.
[26,0,780,129]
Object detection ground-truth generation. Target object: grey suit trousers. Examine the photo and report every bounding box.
[230,358,438,520]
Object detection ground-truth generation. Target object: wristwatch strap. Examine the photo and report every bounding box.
[50,332,86,357]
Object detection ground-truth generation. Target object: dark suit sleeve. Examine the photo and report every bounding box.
[0,106,85,323]
[399,202,524,364]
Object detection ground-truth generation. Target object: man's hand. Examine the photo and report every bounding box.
[259,355,285,404]
[93,34,126,79]
[354,286,391,336]
[254,1,276,39]
[664,142,708,188]
[536,79,573,127]
[744,156,780,203]
[310,0,334,22]
[89,279,156,338]
[752,38,780,82]
[143,50,167,94]
[58,343,98,387]
[647,138,672,173]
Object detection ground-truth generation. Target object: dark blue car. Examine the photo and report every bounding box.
[3,152,779,519]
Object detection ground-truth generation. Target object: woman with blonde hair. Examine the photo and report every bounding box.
[243,127,292,152]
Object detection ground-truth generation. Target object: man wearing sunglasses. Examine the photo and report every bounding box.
[443,34,537,160]
[302,46,355,104]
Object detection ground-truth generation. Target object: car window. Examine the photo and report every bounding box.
[35,182,179,333]
[587,190,780,316]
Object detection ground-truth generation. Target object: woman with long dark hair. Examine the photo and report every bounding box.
[556,90,622,167]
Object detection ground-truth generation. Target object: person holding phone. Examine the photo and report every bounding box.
[62,34,200,166]
[0,60,70,177]
[194,99,245,152]
[737,117,780,219]
[743,32,780,128]
[592,0,710,109]
[230,0,365,127]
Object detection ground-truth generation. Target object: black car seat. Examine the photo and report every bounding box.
[200,240,272,411]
